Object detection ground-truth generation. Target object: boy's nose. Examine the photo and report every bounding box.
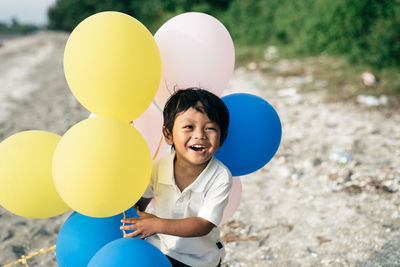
[193,129,206,139]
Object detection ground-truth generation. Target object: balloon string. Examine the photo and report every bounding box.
[3,245,56,267]
[122,211,127,237]
[153,136,164,160]
[152,100,163,114]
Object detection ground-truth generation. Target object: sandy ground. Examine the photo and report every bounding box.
[1,31,400,266]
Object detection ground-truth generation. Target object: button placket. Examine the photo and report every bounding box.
[176,196,183,206]
[176,190,190,208]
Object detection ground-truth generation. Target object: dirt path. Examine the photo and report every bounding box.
[1,32,399,266]
[221,69,400,266]
[0,32,88,266]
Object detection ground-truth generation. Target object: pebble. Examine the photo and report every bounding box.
[264,46,280,61]
[329,150,352,165]
[357,94,390,107]
[361,71,376,86]
[277,87,297,97]
[247,62,257,71]
[278,166,292,178]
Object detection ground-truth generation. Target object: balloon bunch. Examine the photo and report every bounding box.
[0,11,167,266]
[0,10,281,267]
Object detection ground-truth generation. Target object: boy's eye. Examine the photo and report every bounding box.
[206,127,216,131]
[183,125,193,129]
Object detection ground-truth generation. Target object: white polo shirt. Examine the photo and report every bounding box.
[142,151,232,267]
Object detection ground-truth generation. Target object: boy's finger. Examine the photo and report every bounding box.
[124,232,134,238]
[120,224,136,230]
[124,230,141,238]
[121,218,138,223]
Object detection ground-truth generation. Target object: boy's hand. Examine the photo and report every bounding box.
[120,211,161,239]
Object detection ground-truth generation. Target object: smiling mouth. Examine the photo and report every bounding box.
[189,145,206,152]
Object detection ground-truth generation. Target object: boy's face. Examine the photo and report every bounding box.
[163,107,221,168]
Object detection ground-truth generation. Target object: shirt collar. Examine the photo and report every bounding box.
[190,157,218,192]
[158,151,218,193]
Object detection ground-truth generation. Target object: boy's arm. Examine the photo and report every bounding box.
[134,197,152,212]
[158,216,214,237]
[121,211,214,238]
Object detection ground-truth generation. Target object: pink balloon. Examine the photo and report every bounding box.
[154,12,235,108]
[134,101,168,160]
[220,176,242,225]
[89,101,168,160]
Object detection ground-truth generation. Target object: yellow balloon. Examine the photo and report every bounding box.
[52,117,152,217]
[0,131,70,218]
[64,11,161,121]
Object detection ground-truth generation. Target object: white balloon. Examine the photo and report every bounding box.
[154,12,235,107]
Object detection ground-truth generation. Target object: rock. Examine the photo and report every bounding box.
[357,94,390,107]
[277,87,297,97]
[329,150,352,165]
[361,72,376,86]
[247,62,257,71]
[313,158,322,167]
[277,87,303,105]
[264,46,280,61]
[277,166,292,178]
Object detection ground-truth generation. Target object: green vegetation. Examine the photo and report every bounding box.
[0,18,38,34]
[222,0,400,69]
[47,0,400,70]
[47,0,230,33]
[45,0,400,99]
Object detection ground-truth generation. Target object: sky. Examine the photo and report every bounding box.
[0,0,57,25]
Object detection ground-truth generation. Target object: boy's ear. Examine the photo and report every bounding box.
[162,126,173,145]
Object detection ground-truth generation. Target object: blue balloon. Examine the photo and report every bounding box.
[88,238,172,267]
[215,93,282,176]
[56,206,139,267]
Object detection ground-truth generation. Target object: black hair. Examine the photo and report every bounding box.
[163,88,229,146]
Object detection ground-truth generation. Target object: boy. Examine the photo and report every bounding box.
[121,88,232,267]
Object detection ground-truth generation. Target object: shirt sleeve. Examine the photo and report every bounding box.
[197,170,232,226]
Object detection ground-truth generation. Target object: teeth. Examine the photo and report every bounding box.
[190,145,205,151]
